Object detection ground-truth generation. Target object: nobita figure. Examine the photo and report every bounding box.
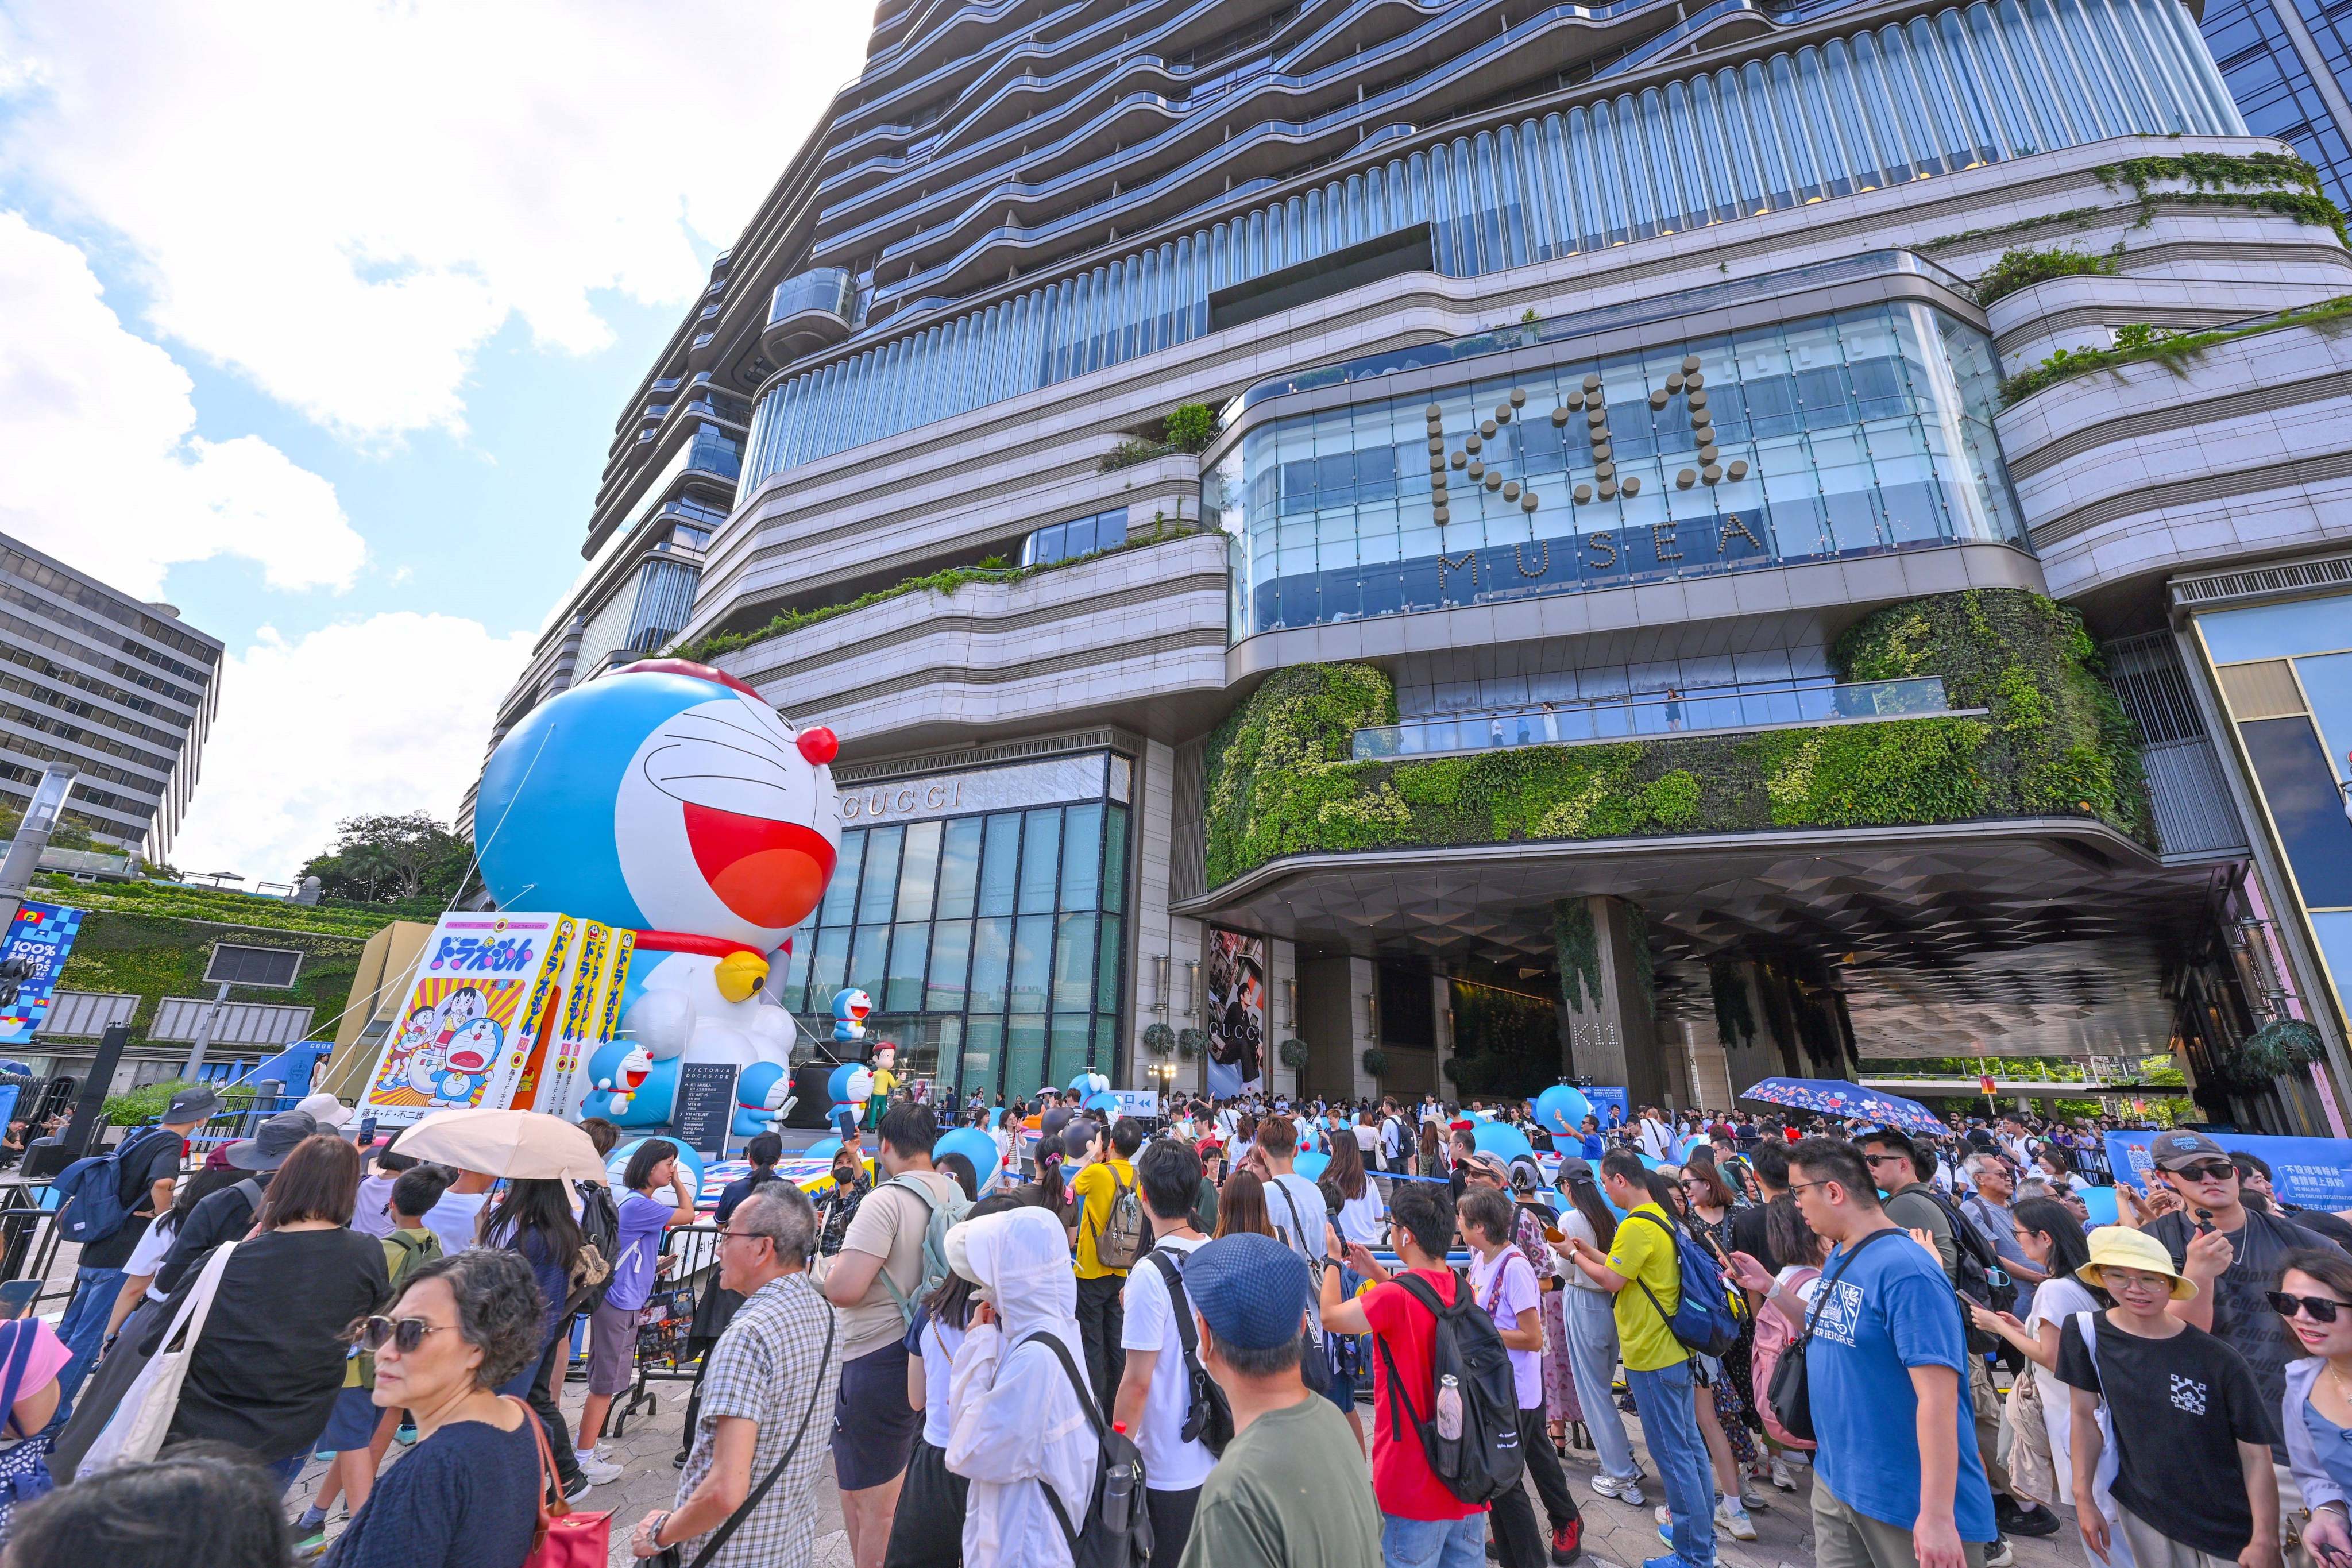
[865,1040,898,1129]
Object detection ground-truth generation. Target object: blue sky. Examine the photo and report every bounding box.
[0,2,872,879]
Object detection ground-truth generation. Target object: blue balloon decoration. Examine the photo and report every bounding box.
[1535,1084,1592,1136]
[1470,1121,1534,1164]
[605,1137,705,1197]
[1293,1151,1330,1182]
[1635,1152,1662,1171]
[804,1135,843,1163]
[1068,1070,1110,1098]
[935,1127,1003,1195]
[2080,1184,2120,1227]
[1083,1091,1120,1116]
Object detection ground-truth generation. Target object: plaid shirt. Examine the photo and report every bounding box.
[672,1272,841,1568]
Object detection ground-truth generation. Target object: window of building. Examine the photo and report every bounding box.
[1019,509,1127,567]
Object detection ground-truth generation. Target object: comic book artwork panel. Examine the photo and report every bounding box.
[1204,926,1266,1099]
[364,975,531,1113]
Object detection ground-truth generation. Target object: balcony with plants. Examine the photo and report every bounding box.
[1201,588,2153,890]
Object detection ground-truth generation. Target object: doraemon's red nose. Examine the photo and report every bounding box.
[797,727,839,766]
[683,802,838,930]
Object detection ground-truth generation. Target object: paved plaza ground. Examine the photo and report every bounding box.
[290,1354,2084,1568]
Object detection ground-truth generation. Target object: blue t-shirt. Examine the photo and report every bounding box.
[605,1191,673,1312]
[1805,1229,1998,1541]
[1581,1133,1606,1160]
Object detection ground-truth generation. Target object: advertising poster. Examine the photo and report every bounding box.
[1204,926,1266,1099]
[358,913,567,1127]
[1586,1087,1630,1129]
[2107,1129,2352,1208]
[0,901,82,1046]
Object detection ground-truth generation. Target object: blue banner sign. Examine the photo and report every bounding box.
[0,901,82,1046]
[2107,1130,2352,1210]
[1588,1086,1629,1129]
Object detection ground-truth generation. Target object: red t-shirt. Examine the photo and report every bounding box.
[1361,1268,1482,1521]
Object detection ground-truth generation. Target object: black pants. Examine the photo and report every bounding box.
[1490,1403,1580,1568]
[883,1438,968,1568]
[525,1324,584,1493]
[1075,1272,1126,1414]
[1147,1484,1200,1565]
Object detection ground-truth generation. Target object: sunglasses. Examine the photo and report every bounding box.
[2171,1161,2237,1183]
[2270,1291,2352,1323]
[349,1315,452,1354]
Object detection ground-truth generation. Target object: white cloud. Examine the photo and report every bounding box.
[0,2,871,441]
[0,210,363,597]
[170,612,534,880]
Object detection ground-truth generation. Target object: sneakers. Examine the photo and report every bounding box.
[1716,1498,1760,1542]
[1590,1472,1646,1508]
[1551,1520,1582,1566]
[1770,1457,1801,1492]
[562,1476,593,1504]
[1986,1536,2016,1567]
[1739,1482,1770,1511]
[1998,1499,2063,1538]
[575,1450,625,1485]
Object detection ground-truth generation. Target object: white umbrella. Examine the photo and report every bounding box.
[395,1107,607,1185]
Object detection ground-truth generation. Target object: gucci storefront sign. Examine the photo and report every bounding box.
[838,751,1124,824]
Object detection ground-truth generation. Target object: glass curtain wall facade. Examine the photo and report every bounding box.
[775,789,1132,1098]
[739,0,2239,486]
[1206,299,2022,635]
[2200,0,2352,206]
[2195,593,2352,1033]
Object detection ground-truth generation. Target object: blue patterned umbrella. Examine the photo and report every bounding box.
[1738,1077,1947,1136]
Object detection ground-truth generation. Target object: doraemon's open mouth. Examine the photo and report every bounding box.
[682,802,837,929]
[447,1048,489,1073]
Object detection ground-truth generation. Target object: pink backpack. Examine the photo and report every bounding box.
[1748,1265,1820,1450]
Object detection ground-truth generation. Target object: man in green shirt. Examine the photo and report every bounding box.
[1175,1231,1382,1568]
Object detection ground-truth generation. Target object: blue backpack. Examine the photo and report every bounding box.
[1624,1210,1747,1358]
[52,1126,174,1247]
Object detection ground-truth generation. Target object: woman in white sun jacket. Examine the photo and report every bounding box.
[944,1206,1099,1568]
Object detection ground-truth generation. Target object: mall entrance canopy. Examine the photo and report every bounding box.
[1174,814,2214,1069]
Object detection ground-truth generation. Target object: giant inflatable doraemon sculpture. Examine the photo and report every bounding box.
[473,658,843,1141]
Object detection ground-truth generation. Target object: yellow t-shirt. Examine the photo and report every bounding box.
[1606,1202,1686,1372]
[869,1069,898,1100]
[1071,1157,1136,1279]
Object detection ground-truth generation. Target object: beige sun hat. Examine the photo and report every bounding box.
[2079,1225,2198,1300]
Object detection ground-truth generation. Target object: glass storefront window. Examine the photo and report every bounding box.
[1204,300,2027,639]
[782,759,1132,1098]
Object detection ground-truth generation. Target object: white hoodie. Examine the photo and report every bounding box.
[944,1207,1099,1568]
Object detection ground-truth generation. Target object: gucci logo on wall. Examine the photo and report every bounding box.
[1426,356,1751,526]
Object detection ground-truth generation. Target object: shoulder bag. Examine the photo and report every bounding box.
[512,1395,611,1568]
[57,1238,240,1482]
[1762,1226,1902,1442]
[652,1299,837,1568]
[1268,1180,1331,1392]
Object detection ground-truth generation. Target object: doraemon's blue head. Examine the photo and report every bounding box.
[474,660,843,947]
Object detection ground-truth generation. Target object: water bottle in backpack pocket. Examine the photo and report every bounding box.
[1020,1331,1153,1568]
[1372,1272,1525,1506]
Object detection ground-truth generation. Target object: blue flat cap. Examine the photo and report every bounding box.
[1182,1233,1309,1350]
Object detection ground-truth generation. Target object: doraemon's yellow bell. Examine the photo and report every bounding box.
[714,949,771,1003]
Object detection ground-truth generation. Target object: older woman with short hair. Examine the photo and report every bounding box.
[325,1249,550,1568]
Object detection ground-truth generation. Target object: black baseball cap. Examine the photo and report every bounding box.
[2148,1129,2229,1171]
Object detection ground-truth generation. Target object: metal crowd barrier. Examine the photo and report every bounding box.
[609,1221,725,1439]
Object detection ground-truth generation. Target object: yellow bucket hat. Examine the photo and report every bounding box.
[2079,1225,2198,1300]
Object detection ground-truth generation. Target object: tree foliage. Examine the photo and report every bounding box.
[300,812,472,905]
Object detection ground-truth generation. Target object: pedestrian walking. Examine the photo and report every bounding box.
[1069,1117,1142,1412]
[577,1137,698,1484]
[1459,1185,1583,1566]
[1112,1139,1216,1563]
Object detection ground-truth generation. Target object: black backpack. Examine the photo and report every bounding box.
[1146,1250,1234,1455]
[570,1181,621,1312]
[1020,1331,1153,1568]
[1372,1272,1525,1505]
[1920,1186,2015,1350]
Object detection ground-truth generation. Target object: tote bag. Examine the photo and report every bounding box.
[76,1240,238,1477]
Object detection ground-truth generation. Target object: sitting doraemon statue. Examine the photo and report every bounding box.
[472,657,842,1140]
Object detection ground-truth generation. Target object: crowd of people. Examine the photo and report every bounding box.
[5,1080,2348,1568]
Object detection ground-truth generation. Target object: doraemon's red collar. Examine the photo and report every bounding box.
[634,930,787,958]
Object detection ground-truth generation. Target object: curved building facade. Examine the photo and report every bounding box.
[496,0,2352,1133]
